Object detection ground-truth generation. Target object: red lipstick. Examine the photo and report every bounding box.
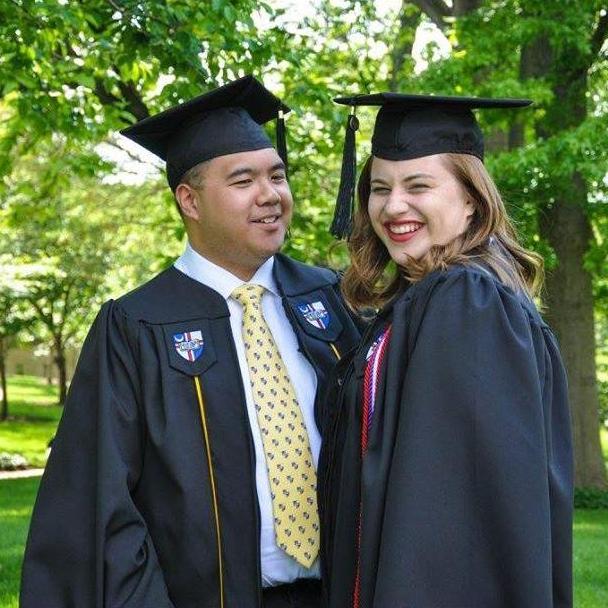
[384,221,424,243]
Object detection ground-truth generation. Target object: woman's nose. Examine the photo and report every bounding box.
[384,189,409,215]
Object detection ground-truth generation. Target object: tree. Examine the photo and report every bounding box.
[2,128,188,404]
[0,265,31,420]
[521,3,607,489]
[400,0,608,488]
[0,0,605,485]
[0,0,292,144]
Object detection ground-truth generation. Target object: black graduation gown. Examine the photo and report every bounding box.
[20,253,361,608]
[319,265,573,608]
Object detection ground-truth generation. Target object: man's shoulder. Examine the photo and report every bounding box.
[273,253,339,296]
[114,266,226,324]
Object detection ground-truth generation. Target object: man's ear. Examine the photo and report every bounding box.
[175,184,201,221]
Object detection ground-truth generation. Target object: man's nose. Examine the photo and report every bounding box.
[257,179,282,205]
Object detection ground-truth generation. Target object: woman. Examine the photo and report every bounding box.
[319,94,573,608]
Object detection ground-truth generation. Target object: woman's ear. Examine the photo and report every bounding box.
[464,198,476,219]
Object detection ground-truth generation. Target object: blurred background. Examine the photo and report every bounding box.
[0,1,606,606]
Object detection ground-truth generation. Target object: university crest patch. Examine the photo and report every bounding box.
[173,331,205,362]
[297,301,331,330]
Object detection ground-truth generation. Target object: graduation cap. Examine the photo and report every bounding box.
[120,75,291,191]
[330,92,532,239]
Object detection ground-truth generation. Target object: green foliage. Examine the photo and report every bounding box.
[275,0,408,265]
[0,0,606,428]
[2,146,115,351]
[0,0,278,125]
[575,487,608,509]
[1,136,182,346]
[398,4,608,444]
[0,2,605,599]
[0,263,32,344]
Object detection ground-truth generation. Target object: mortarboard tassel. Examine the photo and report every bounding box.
[276,109,288,176]
[331,108,359,239]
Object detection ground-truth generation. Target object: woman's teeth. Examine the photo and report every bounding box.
[389,222,422,234]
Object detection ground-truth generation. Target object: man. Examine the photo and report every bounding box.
[20,76,361,608]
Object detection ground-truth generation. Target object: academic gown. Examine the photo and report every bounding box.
[20,253,361,608]
[319,265,573,608]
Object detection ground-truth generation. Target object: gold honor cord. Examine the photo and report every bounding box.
[329,342,341,360]
[193,376,224,608]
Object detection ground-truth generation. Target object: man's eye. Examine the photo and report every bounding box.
[233,179,253,186]
[272,173,286,182]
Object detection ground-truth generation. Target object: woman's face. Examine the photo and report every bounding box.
[368,154,474,267]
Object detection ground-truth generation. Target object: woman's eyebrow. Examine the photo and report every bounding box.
[371,172,435,184]
[402,172,434,182]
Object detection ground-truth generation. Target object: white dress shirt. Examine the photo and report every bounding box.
[174,244,321,585]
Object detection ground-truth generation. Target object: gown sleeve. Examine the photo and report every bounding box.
[370,269,573,607]
[20,301,175,608]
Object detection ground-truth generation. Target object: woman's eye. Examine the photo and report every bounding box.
[409,183,429,191]
[233,179,253,186]
[371,187,390,194]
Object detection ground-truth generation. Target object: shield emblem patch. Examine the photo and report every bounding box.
[297,301,331,330]
[173,331,205,362]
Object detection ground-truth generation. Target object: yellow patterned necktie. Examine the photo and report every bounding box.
[232,283,320,568]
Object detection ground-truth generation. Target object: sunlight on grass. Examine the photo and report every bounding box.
[573,510,608,608]
[0,376,62,467]
[3,375,58,407]
[0,478,39,608]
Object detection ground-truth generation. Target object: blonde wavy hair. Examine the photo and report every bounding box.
[341,153,544,311]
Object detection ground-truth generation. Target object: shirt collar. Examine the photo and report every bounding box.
[176,242,279,300]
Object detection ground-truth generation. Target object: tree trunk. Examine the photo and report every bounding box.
[539,182,607,488]
[411,0,607,488]
[453,0,481,16]
[0,337,7,421]
[53,339,68,406]
[389,2,422,91]
[523,29,607,488]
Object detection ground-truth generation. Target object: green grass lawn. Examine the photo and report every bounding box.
[0,376,62,467]
[574,509,608,607]
[0,476,606,607]
[0,477,39,608]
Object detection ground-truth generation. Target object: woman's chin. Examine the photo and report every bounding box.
[390,247,427,268]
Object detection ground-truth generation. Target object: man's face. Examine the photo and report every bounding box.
[180,148,293,280]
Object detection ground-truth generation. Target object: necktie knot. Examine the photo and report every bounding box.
[231,283,265,310]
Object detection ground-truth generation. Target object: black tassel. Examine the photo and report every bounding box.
[276,109,288,176]
[331,109,359,239]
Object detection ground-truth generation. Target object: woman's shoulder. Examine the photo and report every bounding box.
[396,263,546,330]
